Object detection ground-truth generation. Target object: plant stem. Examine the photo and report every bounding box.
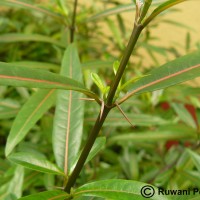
[64,106,111,193]
[64,16,144,195]
[106,23,143,106]
[70,0,78,43]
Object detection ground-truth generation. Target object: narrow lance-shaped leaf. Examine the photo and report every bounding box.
[0,33,65,48]
[7,166,24,199]
[5,89,56,156]
[70,137,106,174]
[74,179,169,200]
[11,61,60,71]
[53,44,84,175]
[143,0,188,27]
[0,0,64,22]
[109,128,197,145]
[118,50,200,104]
[0,98,20,119]
[8,152,65,176]
[18,190,69,200]
[0,62,99,102]
[85,113,170,127]
[171,103,197,129]
[88,1,162,21]
[187,149,200,172]
[88,4,135,21]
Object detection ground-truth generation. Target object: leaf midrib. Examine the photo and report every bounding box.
[64,50,73,175]
[7,89,55,155]
[119,63,200,104]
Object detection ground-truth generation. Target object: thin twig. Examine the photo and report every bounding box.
[79,98,95,101]
[100,101,105,120]
[115,103,135,128]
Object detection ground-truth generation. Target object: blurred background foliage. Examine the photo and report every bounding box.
[1,0,200,199]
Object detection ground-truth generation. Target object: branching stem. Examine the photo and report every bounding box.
[106,23,143,106]
[64,3,144,194]
[64,107,111,193]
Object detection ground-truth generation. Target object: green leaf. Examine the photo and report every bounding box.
[109,128,197,145]
[119,50,200,104]
[18,190,69,200]
[106,19,123,49]
[86,137,106,163]
[0,0,64,22]
[91,73,105,93]
[138,0,152,23]
[53,44,84,175]
[0,62,98,101]
[171,103,197,129]
[143,0,187,26]
[11,61,59,72]
[82,60,113,70]
[113,61,120,75]
[88,4,135,21]
[88,1,162,21]
[8,152,65,176]
[74,179,169,200]
[0,107,19,119]
[5,89,56,156]
[6,166,24,199]
[187,149,200,172]
[85,113,170,127]
[179,170,200,188]
[0,33,65,48]
[70,137,106,174]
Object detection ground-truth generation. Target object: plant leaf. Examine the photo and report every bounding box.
[0,0,64,22]
[88,1,162,21]
[5,89,56,156]
[0,108,19,119]
[187,149,200,172]
[88,4,135,21]
[85,137,106,163]
[0,33,65,48]
[85,113,170,127]
[82,60,113,70]
[11,61,59,72]
[53,44,84,175]
[143,0,187,26]
[109,127,197,145]
[18,190,69,200]
[70,137,106,174]
[91,73,105,93]
[171,103,197,129]
[0,62,99,101]
[8,152,65,176]
[106,19,123,49]
[74,179,169,200]
[119,50,200,104]
[8,166,24,199]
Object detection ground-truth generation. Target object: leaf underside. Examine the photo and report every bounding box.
[5,89,56,156]
[53,44,84,175]
[119,50,200,103]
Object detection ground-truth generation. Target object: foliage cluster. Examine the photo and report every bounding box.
[1,0,200,200]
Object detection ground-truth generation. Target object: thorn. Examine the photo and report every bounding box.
[99,101,105,121]
[115,102,135,128]
[79,98,95,101]
[47,186,64,190]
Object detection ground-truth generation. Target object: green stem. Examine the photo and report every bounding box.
[106,23,143,106]
[64,107,111,193]
[70,0,78,43]
[64,14,144,195]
